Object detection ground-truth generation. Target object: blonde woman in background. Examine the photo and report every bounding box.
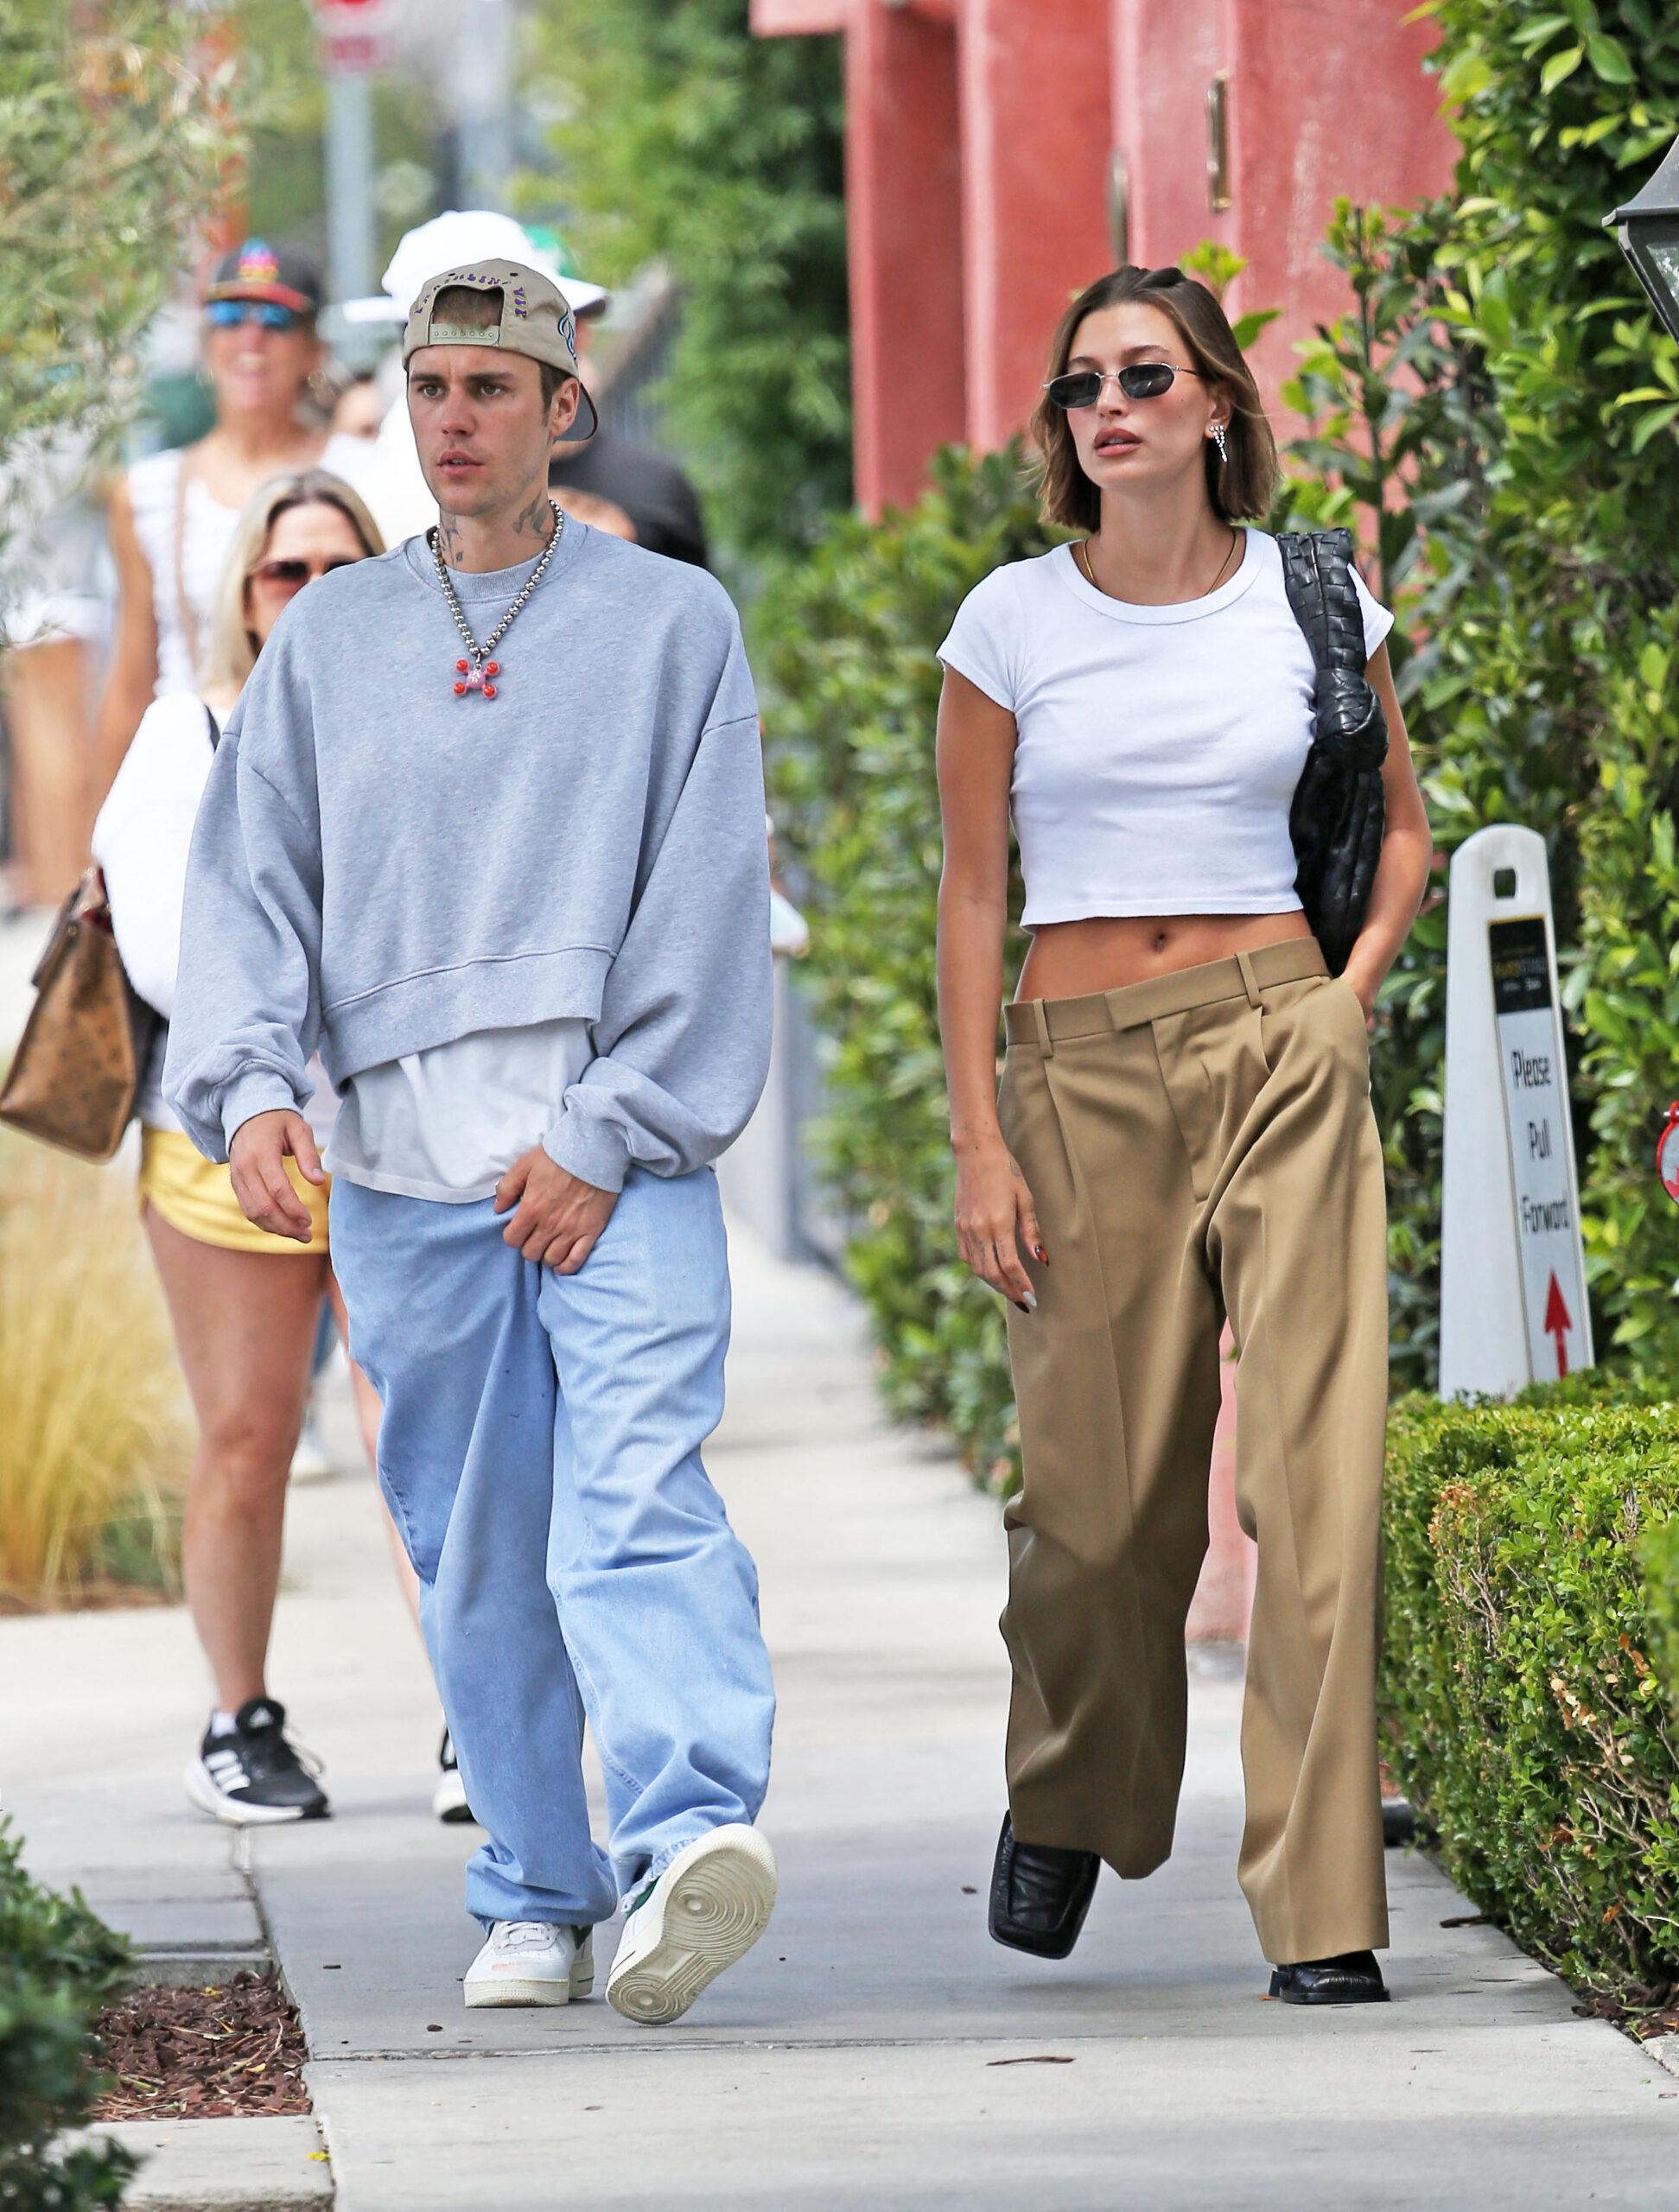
[93,472,457,1826]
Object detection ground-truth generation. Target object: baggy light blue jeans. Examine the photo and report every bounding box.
[328,1164,775,1929]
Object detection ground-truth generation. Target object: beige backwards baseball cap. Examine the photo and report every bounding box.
[402,259,598,438]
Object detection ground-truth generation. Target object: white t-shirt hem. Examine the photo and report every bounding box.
[321,1157,500,1205]
[1021,893,1307,929]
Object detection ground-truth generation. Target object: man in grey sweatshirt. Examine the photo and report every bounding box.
[165,260,778,2025]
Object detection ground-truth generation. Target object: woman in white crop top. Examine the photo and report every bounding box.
[935,266,1430,2005]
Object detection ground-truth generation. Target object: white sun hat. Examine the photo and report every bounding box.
[341,209,608,325]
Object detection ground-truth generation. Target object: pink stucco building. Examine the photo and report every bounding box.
[753,0,1456,516]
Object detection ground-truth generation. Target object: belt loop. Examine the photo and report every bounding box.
[1237,950,1262,1010]
[1031,997,1055,1059]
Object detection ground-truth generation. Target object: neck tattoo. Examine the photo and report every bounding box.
[429,501,565,701]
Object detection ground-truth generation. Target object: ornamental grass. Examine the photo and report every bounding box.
[1383,1376,1679,2005]
[0,1135,187,1606]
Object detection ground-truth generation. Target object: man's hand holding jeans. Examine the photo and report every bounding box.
[495,1146,617,1273]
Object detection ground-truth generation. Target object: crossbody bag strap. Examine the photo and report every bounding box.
[172,445,204,684]
[1278,527,1371,681]
[1276,529,1332,675]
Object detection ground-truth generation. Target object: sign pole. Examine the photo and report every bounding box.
[325,69,378,319]
[1438,825,1593,1398]
[315,0,388,368]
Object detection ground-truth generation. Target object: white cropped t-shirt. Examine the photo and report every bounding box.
[936,529,1393,927]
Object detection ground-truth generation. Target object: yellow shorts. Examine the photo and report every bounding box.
[137,1125,331,1255]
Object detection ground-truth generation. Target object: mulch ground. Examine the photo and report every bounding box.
[92,1970,309,2120]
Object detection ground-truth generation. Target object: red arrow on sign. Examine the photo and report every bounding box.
[1543,1271,1572,1378]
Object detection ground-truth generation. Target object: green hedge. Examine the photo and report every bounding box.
[1646,1510,1679,1721]
[760,443,1060,1484]
[0,1823,135,2209]
[1383,1378,1679,1998]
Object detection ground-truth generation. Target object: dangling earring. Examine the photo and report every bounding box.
[1212,423,1230,467]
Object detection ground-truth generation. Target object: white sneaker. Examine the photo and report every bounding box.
[464,1921,594,2008]
[606,1825,777,2026]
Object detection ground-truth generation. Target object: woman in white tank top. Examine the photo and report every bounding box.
[93,239,368,803]
[936,267,1431,2006]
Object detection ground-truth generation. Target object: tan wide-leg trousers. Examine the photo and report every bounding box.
[996,938,1390,1963]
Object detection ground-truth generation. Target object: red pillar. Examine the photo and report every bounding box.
[843,2,967,514]
[1224,0,1454,411]
[1109,0,1453,423]
[957,0,1114,451]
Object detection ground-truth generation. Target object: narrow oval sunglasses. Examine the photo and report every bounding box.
[205,299,306,332]
[1043,362,1205,409]
[247,556,358,594]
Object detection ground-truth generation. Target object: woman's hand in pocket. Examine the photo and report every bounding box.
[953,1133,1046,1313]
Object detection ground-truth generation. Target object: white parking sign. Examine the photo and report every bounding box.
[1489,917,1590,1379]
[1440,826,1593,1400]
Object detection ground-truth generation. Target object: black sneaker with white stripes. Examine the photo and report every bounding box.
[184,1697,328,1827]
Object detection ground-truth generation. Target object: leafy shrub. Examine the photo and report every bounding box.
[0,1138,187,1605]
[1646,1511,1679,1718]
[0,1822,135,2208]
[759,443,1057,1484]
[1383,1376,1679,1998]
[1280,0,1679,1386]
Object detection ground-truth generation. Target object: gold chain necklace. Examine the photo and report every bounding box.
[1077,526,1241,602]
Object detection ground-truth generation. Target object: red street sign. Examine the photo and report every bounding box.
[1657,1103,1679,1202]
[315,0,390,74]
[1542,1270,1573,1378]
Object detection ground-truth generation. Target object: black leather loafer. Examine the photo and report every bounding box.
[1269,1950,1390,2005]
[988,1814,1100,1959]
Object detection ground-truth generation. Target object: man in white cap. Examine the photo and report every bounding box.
[166,257,779,2024]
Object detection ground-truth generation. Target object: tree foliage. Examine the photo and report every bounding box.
[0,2,240,472]
[525,0,850,564]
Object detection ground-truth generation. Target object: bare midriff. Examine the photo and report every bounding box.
[1014,909,1313,1006]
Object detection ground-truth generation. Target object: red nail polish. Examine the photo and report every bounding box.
[1035,1246,1049,1264]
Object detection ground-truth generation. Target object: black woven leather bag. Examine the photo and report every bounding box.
[1277,528,1388,976]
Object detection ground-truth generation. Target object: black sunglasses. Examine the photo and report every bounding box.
[1043,362,1205,409]
[248,556,358,594]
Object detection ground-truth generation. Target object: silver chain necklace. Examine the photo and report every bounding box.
[429,500,564,701]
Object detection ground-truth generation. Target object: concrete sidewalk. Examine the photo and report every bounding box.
[5,1220,1677,2209]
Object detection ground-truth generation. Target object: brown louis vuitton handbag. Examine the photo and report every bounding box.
[0,869,157,1161]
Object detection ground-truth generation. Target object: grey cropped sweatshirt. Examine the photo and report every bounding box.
[163,524,773,1194]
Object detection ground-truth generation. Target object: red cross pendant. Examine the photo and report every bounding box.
[453,658,499,699]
